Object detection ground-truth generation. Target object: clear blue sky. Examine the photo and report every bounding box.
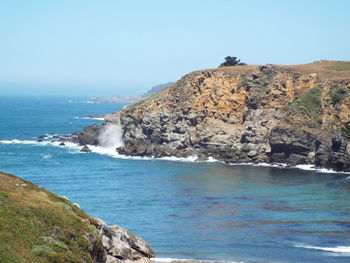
[0,0,349,96]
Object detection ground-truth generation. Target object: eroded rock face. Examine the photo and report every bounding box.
[93,219,154,263]
[71,124,104,146]
[114,64,350,171]
[71,63,350,171]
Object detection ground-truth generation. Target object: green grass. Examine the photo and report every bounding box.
[329,87,348,104]
[341,126,350,139]
[326,62,350,71]
[0,172,100,263]
[289,85,323,124]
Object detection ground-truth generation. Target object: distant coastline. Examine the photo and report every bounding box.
[86,82,174,104]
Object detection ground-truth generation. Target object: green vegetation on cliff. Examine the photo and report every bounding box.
[289,85,324,124]
[329,87,347,104]
[0,172,100,263]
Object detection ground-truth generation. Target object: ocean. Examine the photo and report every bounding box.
[1,96,350,263]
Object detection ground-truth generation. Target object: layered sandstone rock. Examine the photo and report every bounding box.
[73,61,350,171]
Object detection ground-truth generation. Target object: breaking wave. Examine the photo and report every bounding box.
[74,116,105,121]
[1,138,350,172]
[0,139,200,163]
[294,243,350,254]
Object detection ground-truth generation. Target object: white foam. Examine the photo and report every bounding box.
[0,138,201,162]
[0,139,81,149]
[0,139,43,145]
[151,258,245,263]
[74,116,105,121]
[295,243,350,254]
[84,144,201,163]
[42,154,52,159]
[227,161,350,174]
[39,133,58,139]
[293,164,337,173]
[2,138,350,173]
[206,157,218,162]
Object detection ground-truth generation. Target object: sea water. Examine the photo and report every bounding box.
[1,96,350,263]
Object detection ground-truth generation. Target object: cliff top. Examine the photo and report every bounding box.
[192,60,350,80]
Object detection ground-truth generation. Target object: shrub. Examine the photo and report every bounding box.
[289,85,323,124]
[31,245,55,257]
[220,56,246,67]
[329,87,347,104]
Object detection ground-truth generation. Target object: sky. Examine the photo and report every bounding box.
[0,0,350,96]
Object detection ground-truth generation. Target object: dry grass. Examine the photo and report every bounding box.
[192,61,350,80]
[283,60,350,79]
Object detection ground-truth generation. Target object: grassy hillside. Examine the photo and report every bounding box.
[0,171,101,263]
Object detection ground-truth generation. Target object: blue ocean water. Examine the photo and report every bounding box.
[1,96,350,263]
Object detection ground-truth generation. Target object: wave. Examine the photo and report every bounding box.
[86,144,201,163]
[74,116,105,121]
[294,243,350,254]
[42,154,52,159]
[0,139,80,149]
[228,162,350,174]
[0,139,200,163]
[1,139,350,173]
[151,258,246,263]
[0,139,43,145]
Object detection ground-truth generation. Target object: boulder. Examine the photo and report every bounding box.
[95,219,154,263]
[71,124,104,145]
[81,145,92,153]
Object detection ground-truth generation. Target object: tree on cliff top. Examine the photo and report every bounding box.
[220,56,246,67]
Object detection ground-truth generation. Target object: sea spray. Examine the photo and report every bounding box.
[98,124,124,149]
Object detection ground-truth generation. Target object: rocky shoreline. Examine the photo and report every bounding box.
[49,62,350,172]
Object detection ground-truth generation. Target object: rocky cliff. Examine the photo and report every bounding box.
[72,61,350,172]
[0,171,154,263]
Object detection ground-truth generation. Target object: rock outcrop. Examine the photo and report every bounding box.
[95,219,154,263]
[71,61,350,172]
[0,171,154,263]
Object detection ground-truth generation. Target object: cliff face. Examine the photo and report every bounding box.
[0,171,154,263]
[71,61,350,171]
[111,61,350,171]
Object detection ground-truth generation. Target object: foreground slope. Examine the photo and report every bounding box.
[74,61,350,171]
[0,171,154,263]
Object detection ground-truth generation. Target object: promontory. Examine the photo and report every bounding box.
[70,61,350,172]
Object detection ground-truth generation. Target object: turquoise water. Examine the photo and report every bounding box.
[1,96,350,263]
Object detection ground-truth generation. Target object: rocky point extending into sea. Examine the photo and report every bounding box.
[50,61,350,172]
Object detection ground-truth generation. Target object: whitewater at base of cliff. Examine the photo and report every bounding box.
[1,138,349,174]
